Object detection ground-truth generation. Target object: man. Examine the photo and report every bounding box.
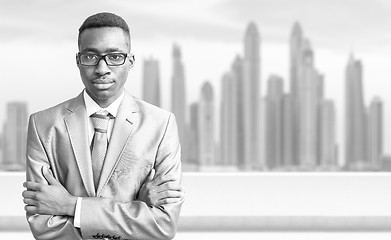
[22,12,184,240]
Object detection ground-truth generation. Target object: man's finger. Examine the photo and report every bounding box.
[156,197,182,206]
[154,174,178,186]
[147,168,156,181]
[158,190,184,199]
[23,197,36,205]
[22,190,37,199]
[42,165,59,186]
[23,181,41,191]
[155,182,182,193]
[24,205,37,214]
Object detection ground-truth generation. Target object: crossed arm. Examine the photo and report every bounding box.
[23,166,183,217]
[23,113,184,240]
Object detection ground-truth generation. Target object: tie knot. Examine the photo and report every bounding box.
[90,110,111,133]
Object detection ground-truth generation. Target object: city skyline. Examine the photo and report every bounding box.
[1,1,391,170]
[2,20,388,171]
[143,21,386,171]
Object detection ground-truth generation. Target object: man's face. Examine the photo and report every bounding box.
[77,27,132,105]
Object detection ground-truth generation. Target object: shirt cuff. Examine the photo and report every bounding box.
[74,197,82,228]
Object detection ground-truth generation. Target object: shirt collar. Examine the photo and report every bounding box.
[83,89,124,118]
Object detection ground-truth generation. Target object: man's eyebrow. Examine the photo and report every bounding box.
[80,47,99,53]
[80,47,124,53]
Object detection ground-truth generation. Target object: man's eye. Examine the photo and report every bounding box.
[108,54,123,60]
[84,54,97,60]
[85,54,97,60]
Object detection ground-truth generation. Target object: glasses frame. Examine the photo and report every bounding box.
[76,52,135,67]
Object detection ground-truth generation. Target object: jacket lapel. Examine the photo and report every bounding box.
[64,92,95,197]
[96,91,139,196]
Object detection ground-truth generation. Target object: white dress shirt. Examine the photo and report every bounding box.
[74,89,124,228]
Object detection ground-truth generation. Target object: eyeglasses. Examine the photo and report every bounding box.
[77,52,134,66]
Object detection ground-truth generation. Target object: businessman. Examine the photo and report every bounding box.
[22,12,184,239]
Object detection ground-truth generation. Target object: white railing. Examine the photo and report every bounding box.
[1,172,391,231]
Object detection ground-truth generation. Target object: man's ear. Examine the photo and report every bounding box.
[128,54,135,65]
[76,53,80,65]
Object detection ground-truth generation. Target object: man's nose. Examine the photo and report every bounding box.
[95,58,111,75]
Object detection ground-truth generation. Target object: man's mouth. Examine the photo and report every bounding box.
[92,79,114,89]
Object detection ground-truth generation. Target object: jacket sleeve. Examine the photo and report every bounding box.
[25,114,83,240]
[80,113,184,240]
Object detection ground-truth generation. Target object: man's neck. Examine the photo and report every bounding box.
[86,91,122,108]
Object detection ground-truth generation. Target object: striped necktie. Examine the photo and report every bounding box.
[90,110,111,191]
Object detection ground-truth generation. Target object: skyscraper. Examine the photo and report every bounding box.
[367,97,383,168]
[290,22,304,97]
[265,75,284,170]
[290,22,326,169]
[199,81,215,167]
[289,22,304,166]
[2,102,28,171]
[282,94,294,167]
[319,100,337,168]
[142,57,161,107]
[171,44,188,164]
[232,55,245,169]
[220,72,237,167]
[298,40,319,168]
[243,22,261,170]
[0,132,3,166]
[345,55,367,168]
[188,102,200,169]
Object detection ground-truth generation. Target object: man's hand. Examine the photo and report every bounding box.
[137,169,184,207]
[22,166,77,216]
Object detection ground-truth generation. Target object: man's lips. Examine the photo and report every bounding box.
[92,79,114,84]
[91,79,114,89]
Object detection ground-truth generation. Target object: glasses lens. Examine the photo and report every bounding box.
[105,53,126,66]
[80,53,99,66]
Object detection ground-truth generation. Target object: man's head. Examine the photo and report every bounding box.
[77,12,134,107]
[78,12,131,50]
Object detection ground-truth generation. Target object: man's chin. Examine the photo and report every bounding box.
[88,89,112,100]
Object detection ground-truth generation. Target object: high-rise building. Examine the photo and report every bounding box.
[142,57,161,107]
[199,81,215,167]
[0,132,3,167]
[243,22,261,170]
[380,155,391,171]
[345,55,367,168]
[2,102,28,171]
[289,22,304,166]
[367,97,383,168]
[232,55,245,169]
[289,23,325,169]
[265,75,284,170]
[220,72,238,167]
[282,94,294,167]
[290,22,304,97]
[171,44,188,164]
[319,100,337,168]
[298,40,320,168]
[188,102,200,169]
[316,74,324,165]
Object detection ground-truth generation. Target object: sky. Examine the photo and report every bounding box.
[1,0,391,159]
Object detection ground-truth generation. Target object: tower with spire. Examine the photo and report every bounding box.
[345,55,367,168]
[242,22,261,170]
[171,44,188,164]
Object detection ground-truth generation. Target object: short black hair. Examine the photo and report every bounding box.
[78,12,131,48]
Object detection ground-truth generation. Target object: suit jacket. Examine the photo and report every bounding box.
[26,90,183,240]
